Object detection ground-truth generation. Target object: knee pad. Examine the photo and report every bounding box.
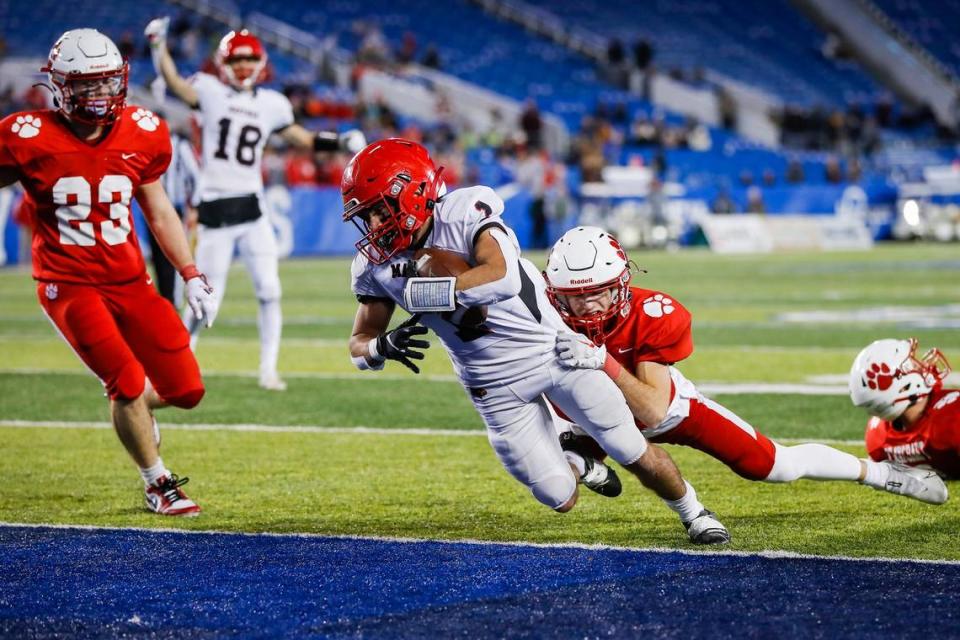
[529,471,577,510]
[163,385,205,410]
[592,422,648,467]
[110,360,146,401]
[256,278,282,303]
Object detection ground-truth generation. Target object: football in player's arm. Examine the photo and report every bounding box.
[342,138,730,545]
[542,226,948,505]
[852,339,960,479]
[0,29,220,516]
[144,17,366,392]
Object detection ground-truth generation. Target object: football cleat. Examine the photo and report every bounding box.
[879,462,948,505]
[684,509,731,545]
[559,431,622,497]
[580,456,623,498]
[258,373,288,392]
[145,474,201,517]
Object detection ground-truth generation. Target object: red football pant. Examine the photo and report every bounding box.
[38,277,204,408]
[650,396,777,480]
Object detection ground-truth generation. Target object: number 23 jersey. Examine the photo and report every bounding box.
[0,106,172,285]
[190,72,294,202]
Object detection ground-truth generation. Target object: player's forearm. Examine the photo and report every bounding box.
[154,44,198,107]
[147,206,195,273]
[613,369,671,428]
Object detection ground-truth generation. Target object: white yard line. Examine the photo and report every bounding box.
[0,419,864,446]
[0,520,955,565]
[0,367,855,394]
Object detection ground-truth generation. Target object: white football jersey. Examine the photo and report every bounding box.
[351,185,568,387]
[190,72,294,202]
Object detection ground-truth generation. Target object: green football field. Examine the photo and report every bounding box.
[1,244,958,559]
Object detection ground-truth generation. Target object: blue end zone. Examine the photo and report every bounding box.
[1,525,958,638]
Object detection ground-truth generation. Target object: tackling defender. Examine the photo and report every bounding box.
[145,17,366,391]
[343,138,731,544]
[0,29,219,515]
[542,226,947,505]
[852,339,960,479]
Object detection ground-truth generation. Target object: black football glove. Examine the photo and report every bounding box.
[376,314,430,374]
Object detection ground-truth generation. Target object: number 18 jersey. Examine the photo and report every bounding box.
[0,106,171,285]
[190,72,294,203]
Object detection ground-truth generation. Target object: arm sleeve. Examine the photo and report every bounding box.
[456,227,523,307]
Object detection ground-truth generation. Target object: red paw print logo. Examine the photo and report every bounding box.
[608,238,626,261]
[865,362,894,391]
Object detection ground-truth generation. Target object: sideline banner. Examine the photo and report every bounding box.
[700,214,873,253]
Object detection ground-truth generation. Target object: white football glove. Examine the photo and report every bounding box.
[184,272,218,329]
[144,16,170,47]
[339,129,367,155]
[556,332,607,370]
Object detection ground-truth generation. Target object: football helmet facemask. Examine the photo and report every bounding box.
[543,226,637,344]
[849,338,951,421]
[216,29,267,89]
[42,29,128,125]
[341,138,446,265]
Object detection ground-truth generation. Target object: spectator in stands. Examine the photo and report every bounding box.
[746,186,766,214]
[515,142,548,249]
[357,23,392,66]
[520,98,543,150]
[825,156,844,183]
[421,44,441,70]
[762,169,776,187]
[786,159,805,184]
[285,149,320,186]
[634,38,654,71]
[397,32,418,65]
[711,187,737,214]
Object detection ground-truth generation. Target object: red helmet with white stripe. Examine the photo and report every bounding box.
[216,30,267,89]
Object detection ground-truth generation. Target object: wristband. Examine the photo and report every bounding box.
[368,338,385,362]
[404,277,457,312]
[314,131,339,152]
[602,353,622,380]
[180,264,201,281]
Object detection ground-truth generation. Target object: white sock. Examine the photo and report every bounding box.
[139,458,169,487]
[564,450,587,478]
[765,443,863,482]
[663,480,705,523]
[861,459,891,489]
[258,298,282,378]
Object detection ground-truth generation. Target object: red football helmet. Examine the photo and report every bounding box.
[216,29,267,89]
[341,138,446,265]
[42,29,129,125]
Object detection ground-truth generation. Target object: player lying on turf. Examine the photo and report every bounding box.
[541,226,947,505]
[851,339,959,479]
[343,138,730,544]
[0,29,219,516]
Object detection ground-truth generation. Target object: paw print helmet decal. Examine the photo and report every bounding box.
[42,28,128,125]
[849,338,952,421]
[543,225,641,344]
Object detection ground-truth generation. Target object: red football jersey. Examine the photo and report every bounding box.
[864,386,960,479]
[604,287,694,371]
[0,106,171,285]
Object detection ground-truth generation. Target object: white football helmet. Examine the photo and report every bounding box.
[42,29,128,125]
[849,338,951,421]
[543,226,637,343]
